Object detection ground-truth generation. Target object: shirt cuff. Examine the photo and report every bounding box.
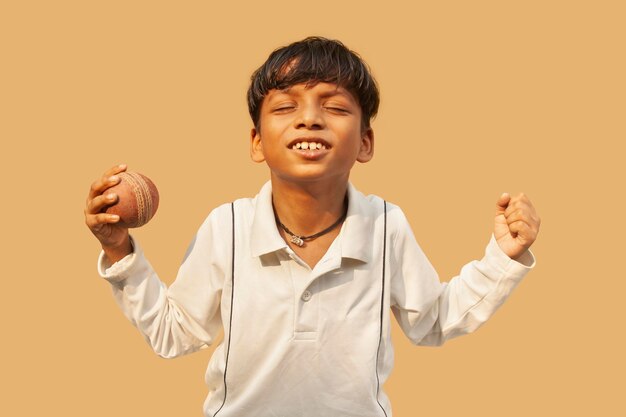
[482,234,536,279]
[97,235,141,283]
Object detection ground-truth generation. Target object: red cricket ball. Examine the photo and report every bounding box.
[105,171,159,228]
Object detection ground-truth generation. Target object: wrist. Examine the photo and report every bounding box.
[102,236,133,264]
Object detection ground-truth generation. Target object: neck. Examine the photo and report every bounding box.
[270,175,348,238]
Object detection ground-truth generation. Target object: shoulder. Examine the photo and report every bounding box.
[197,182,269,235]
[199,202,234,229]
[384,201,413,243]
[184,196,257,261]
[200,196,256,230]
[348,184,413,240]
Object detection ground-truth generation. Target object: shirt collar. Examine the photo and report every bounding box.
[339,182,374,263]
[250,181,374,264]
[250,181,288,257]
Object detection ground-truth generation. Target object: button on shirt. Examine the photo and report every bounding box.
[98,181,535,417]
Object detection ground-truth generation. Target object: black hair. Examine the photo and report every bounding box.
[247,36,380,131]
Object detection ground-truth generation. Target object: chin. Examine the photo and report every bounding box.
[275,170,349,185]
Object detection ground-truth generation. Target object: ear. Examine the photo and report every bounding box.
[250,128,265,163]
[356,128,374,163]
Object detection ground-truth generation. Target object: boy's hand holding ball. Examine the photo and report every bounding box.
[494,193,541,260]
[84,164,159,263]
[104,171,159,228]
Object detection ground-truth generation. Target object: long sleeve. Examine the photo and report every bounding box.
[389,209,535,346]
[97,204,231,358]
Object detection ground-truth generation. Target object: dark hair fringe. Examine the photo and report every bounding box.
[247,37,380,130]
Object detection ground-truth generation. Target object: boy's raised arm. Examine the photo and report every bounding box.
[85,165,226,358]
[391,193,540,346]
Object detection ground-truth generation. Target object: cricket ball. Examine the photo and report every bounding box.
[105,171,159,228]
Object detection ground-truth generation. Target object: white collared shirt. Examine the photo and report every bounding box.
[99,181,534,417]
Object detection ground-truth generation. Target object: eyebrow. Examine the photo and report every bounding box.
[274,86,353,100]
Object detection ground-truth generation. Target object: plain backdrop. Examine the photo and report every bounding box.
[1,1,624,416]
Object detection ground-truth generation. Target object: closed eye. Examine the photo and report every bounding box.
[325,107,349,114]
[273,106,296,113]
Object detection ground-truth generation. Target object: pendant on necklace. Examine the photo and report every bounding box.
[290,235,305,247]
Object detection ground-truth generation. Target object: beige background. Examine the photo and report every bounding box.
[1,1,624,416]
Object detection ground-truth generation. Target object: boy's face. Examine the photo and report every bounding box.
[250,82,374,185]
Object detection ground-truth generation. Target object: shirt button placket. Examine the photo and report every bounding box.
[289,261,319,339]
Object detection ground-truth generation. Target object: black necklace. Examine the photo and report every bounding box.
[273,196,348,247]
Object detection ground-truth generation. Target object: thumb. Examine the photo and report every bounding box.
[496,192,511,215]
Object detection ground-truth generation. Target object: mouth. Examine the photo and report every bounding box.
[287,138,331,151]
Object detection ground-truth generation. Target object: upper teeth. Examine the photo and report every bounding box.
[293,142,326,150]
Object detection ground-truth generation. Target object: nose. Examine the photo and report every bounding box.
[294,103,325,130]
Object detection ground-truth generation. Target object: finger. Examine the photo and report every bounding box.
[505,205,540,228]
[85,212,120,229]
[508,220,537,245]
[87,175,119,203]
[507,219,526,239]
[104,163,127,178]
[496,192,511,215]
[505,208,529,224]
[509,192,528,201]
[506,207,542,233]
[504,195,532,218]
[86,192,119,214]
[87,164,127,201]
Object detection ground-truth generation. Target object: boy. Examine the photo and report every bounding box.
[85,37,540,417]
